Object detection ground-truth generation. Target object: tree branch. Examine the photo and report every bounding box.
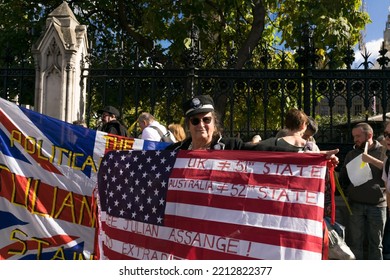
[235,0,266,69]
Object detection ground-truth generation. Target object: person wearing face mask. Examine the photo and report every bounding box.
[338,122,386,260]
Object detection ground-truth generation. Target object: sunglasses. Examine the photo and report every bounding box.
[384,132,390,139]
[190,117,212,126]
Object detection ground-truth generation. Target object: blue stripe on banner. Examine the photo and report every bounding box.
[0,210,28,230]
[0,129,30,163]
[142,140,171,150]
[20,107,98,177]
[20,242,86,260]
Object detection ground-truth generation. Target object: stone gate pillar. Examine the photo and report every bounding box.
[32,1,89,123]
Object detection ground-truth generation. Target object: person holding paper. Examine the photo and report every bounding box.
[338,122,386,260]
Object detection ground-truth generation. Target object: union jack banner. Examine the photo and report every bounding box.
[0,97,168,259]
[97,149,328,260]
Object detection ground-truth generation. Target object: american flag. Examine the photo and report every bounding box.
[97,149,328,260]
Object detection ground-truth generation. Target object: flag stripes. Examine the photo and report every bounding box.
[98,150,328,260]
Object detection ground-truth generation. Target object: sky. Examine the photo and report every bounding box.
[353,0,390,68]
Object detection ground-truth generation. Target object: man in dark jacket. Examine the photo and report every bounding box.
[97,106,129,137]
[339,122,386,259]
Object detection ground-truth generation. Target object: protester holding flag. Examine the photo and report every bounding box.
[165,95,339,166]
[260,108,320,152]
[96,94,339,260]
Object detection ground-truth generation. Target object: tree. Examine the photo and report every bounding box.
[0,0,370,126]
[1,0,369,67]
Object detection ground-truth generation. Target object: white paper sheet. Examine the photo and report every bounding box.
[346,151,372,186]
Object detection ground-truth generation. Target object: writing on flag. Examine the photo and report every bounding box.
[0,97,169,259]
[97,149,328,260]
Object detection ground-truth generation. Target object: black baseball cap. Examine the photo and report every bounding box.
[97,106,120,117]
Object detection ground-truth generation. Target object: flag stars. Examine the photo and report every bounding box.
[102,151,177,225]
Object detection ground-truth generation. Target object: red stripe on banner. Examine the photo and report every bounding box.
[0,110,62,174]
[166,190,324,221]
[163,215,323,252]
[103,134,136,153]
[0,166,97,227]
[169,168,325,193]
[101,212,322,260]
[101,221,256,260]
[0,234,79,260]
[177,150,328,166]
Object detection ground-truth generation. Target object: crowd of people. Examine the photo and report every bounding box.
[89,94,390,260]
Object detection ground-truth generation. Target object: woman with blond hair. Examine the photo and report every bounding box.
[168,123,186,142]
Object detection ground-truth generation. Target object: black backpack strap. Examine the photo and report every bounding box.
[149,125,164,138]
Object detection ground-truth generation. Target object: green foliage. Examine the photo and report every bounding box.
[0,0,370,68]
[0,0,370,128]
